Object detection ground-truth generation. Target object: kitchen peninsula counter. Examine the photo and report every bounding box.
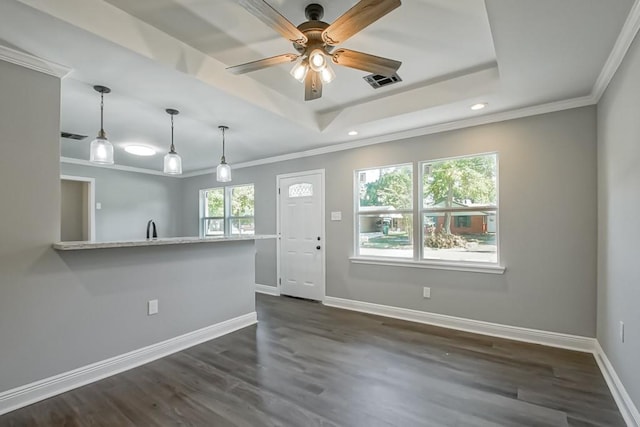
[53,235,277,251]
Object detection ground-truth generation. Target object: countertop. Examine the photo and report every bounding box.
[53,235,278,251]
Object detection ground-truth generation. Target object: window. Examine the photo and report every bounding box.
[354,153,499,267]
[421,154,497,264]
[200,184,254,236]
[356,164,413,258]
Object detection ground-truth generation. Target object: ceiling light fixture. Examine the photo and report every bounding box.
[124,145,156,156]
[89,85,114,165]
[471,103,488,111]
[348,130,358,136]
[163,109,182,175]
[216,125,231,182]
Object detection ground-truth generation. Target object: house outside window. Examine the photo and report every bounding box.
[200,184,254,236]
[354,153,498,266]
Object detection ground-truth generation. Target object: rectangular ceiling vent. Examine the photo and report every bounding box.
[363,73,402,89]
[61,131,88,141]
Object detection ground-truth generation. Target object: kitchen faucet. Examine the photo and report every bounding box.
[146,220,157,239]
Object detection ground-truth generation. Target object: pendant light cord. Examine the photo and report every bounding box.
[170,114,176,153]
[98,92,106,138]
[221,127,226,163]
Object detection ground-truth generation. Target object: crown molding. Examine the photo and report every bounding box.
[0,44,72,79]
[593,0,640,101]
[60,157,174,178]
[182,95,596,178]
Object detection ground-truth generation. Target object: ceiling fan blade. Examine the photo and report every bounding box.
[305,71,323,101]
[322,0,401,46]
[236,0,308,45]
[331,49,401,77]
[226,53,299,75]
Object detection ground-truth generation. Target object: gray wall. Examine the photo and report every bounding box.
[61,163,182,241]
[183,106,598,337]
[0,59,255,395]
[61,179,86,241]
[597,31,640,407]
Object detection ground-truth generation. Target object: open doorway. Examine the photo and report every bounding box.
[61,175,95,241]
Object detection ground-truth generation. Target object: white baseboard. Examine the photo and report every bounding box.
[323,296,595,353]
[0,312,257,416]
[594,341,640,427]
[255,283,280,296]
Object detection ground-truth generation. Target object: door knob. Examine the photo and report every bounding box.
[316,245,321,250]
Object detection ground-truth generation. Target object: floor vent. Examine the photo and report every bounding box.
[61,132,88,140]
[363,73,402,89]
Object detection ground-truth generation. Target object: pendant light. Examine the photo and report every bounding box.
[89,85,114,165]
[163,109,182,175]
[216,125,231,182]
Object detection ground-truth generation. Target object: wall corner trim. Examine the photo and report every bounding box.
[0,312,257,416]
[323,296,596,353]
[255,284,281,296]
[0,44,72,78]
[593,0,640,101]
[594,341,640,427]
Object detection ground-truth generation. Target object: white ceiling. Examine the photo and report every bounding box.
[0,0,635,173]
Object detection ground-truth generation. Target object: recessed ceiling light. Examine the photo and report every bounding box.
[124,145,156,156]
[348,130,358,136]
[471,103,488,111]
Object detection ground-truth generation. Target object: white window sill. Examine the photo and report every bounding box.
[349,257,506,274]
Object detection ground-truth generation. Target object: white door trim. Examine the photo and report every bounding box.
[276,169,326,301]
[61,175,96,241]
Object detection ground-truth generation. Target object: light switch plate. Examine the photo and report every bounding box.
[148,299,158,315]
[331,211,342,221]
[96,202,102,210]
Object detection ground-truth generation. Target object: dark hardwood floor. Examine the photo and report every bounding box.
[0,294,624,426]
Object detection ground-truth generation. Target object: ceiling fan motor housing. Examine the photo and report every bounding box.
[305,3,324,21]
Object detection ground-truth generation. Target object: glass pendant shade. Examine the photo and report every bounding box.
[164,109,182,175]
[164,152,182,175]
[89,136,114,165]
[216,161,231,182]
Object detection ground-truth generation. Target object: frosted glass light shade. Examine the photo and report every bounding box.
[290,60,309,83]
[320,65,336,83]
[89,137,114,165]
[216,162,231,182]
[309,49,326,72]
[163,152,182,175]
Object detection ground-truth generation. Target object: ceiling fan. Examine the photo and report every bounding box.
[227,0,402,101]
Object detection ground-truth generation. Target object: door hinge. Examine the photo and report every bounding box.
[279,278,281,285]
[278,188,281,195]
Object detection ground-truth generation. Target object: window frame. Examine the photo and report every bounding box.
[199,183,255,237]
[352,153,504,274]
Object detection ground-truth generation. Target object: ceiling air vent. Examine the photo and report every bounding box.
[61,132,88,141]
[363,73,402,89]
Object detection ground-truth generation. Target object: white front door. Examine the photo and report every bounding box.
[278,170,325,301]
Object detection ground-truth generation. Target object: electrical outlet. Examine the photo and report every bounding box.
[423,287,431,299]
[148,299,158,315]
[620,321,625,343]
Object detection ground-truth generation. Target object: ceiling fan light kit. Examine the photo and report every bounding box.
[229,0,403,101]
